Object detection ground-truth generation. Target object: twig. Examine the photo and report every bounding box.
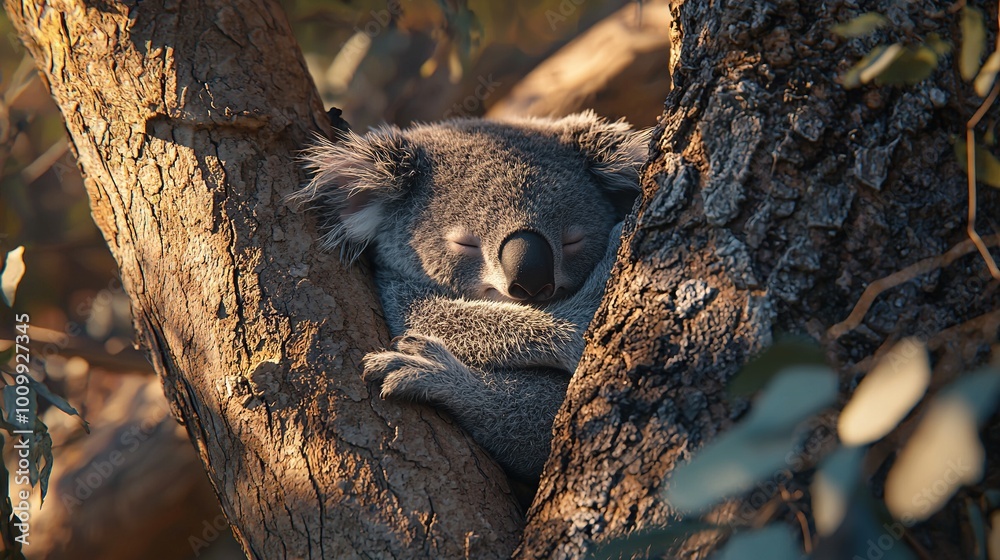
[0,325,152,373]
[20,137,68,185]
[901,527,935,560]
[794,509,813,555]
[965,79,1000,279]
[827,234,1000,340]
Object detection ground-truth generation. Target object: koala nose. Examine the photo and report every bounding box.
[499,230,555,301]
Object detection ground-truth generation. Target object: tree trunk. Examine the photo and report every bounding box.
[520,0,1000,558]
[4,0,522,558]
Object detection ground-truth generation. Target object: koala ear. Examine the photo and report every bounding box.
[291,125,425,262]
[556,110,649,219]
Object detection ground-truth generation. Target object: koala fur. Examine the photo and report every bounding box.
[294,111,646,481]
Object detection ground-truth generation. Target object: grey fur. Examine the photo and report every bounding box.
[293,111,646,480]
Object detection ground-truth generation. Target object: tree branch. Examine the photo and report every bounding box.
[4,0,521,557]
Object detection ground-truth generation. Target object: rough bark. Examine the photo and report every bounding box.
[520,0,1000,558]
[5,1,522,558]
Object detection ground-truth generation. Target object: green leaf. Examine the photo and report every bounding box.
[925,33,952,57]
[728,338,826,398]
[837,495,918,560]
[842,44,906,88]
[717,526,801,560]
[665,366,837,512]
[954,139,1000,189]
[812,446,865,536]
[938,367,1000,425]
[665,423,792,512]
[874,45,940,86]
[975,50,1000,97]
[840,40,946,89]
[33,424,53,502]
[832,13,888,38]
[961,7,987,81]
[883,369,999,522]
[0,247,25,308]
[28,376,85,425]
[587,522,719,559]
[885,392,985,521]
[745,365,838,435]
[838,338,930,446]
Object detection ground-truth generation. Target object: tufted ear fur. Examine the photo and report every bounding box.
[553,110,649,219]
[291,125,425,262]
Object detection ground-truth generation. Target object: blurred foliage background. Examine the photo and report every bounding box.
[0,1,670,558]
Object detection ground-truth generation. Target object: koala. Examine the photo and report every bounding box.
[293,111,646,481]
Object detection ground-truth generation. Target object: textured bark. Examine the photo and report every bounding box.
[520,0,1000,558]
[5,1,521,558]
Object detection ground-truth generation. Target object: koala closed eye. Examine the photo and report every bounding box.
[561,228,586,255]
[447,231,482,256]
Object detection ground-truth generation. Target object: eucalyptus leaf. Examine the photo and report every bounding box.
[954,139,1000,189]
[33,425,53,501]
[961,7,987,81]
[728,338,826,398]
[588,522,718,559]
[826,495,917,560]
[831,13,888,38]
[925,33,952,57]
[744,365,838,436]
[885,396,984,521]
[975,50,1000,96]
[715,525,801,560]
[874,45,939,86]
[28,376,84,421]
[843,44,901,89]
[665,423,793,512]
[666,367,837,512]
[0,247,25,308]
[937,368,1000,425]
[26,433,38,488]
[812,446,865,536]
[838,338,930,446]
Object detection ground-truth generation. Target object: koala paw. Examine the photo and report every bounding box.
[362,334,474,403]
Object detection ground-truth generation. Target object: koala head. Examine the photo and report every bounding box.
[294,111,646,304]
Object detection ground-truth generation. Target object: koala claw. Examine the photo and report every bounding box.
[362,334,473,403]
[392,333,451,358]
